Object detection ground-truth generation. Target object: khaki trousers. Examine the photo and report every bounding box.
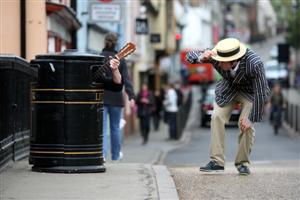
[210,94,255,168]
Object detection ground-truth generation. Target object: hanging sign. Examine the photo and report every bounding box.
[135,18,149,34]
[90,3,121,22]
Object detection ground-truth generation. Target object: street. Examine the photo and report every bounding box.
[164,86,300,166]
[1,1,300,200]
[169,162,300,199]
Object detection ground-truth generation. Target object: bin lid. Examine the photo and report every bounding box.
[0,54,38,77]
[35,49,105,61]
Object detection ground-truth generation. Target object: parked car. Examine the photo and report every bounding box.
[200,86,241,127]
[269,45,278,60]
[264,60,288,88]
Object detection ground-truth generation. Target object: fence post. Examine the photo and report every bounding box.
[295,105,298,132]
[290,104,294,128]
[284,101,289,122]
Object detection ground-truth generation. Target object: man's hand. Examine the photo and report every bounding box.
[240,116,252,132]
[202,50,216,61]
[109,58,120,70]
[186,50,216,64]
[129,99,135,108]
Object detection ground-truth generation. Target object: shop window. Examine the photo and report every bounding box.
[48,37,55,53]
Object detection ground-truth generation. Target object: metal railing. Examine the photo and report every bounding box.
[0,55,37,172]
[283,89,300,135]
[177,89,192,139]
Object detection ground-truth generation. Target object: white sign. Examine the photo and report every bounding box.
[91,4,121,22]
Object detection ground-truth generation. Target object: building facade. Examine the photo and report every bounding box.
[0,0,80,60]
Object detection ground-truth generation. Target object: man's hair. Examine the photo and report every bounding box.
[104,32,118,49]
[229,58,242,65]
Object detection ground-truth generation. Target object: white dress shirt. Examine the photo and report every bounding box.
[164,88,178,112]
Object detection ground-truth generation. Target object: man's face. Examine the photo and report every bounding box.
[218,60,238,71]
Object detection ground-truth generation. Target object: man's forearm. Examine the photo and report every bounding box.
[186,51,202,64]
[109,58,122,84]
[112,69,122,84]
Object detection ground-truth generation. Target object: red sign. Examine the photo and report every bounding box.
[98,0,113,2]
[175,33,182,40]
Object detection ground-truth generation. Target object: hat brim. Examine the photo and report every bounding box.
[211,43,247,62]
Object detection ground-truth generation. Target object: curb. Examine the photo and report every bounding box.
[151,97,196,165]
[149,87,197,200]
[149,101,196,200]
[149,104,195,200]
[153,165,179,200]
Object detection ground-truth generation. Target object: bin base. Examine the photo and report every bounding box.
[31,165,106,173]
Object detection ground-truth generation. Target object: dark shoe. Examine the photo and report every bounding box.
[200,160,224,172]
[238,165,250,175]
[165,138,174,141]
[142,138,148,145]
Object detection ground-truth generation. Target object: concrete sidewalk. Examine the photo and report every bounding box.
[0,121,187,200]
[170,160,300,200]
[0,161,179,200]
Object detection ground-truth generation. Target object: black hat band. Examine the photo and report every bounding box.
[217,47,240,57]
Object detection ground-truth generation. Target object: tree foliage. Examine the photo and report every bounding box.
[271,0,300,49]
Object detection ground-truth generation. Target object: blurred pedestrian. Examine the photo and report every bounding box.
[295,72,300,88]
[136,83,154,145]
[269,82,284,135]
[152,88,164,131]
[180,67,189,86]
[161,84,169,124]
[101,32,135,161]
[187,38,271,175]
[174,81,183,108]
[163,82,179,140]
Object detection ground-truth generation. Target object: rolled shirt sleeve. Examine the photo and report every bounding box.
[186,51,202,64]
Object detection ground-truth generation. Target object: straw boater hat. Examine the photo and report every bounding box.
[212,38,247,62]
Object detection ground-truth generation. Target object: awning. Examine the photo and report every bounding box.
[46,2,81,30]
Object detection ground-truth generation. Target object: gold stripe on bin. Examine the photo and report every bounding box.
[64,151,102,155]
[31,101,65,104]
[64,101,103,105]
[65,89,103,93]
[31,88,103,93]
[31,88,65,92]
[30,150,101,155]
[31,101,103,104]
[30,150,64,154]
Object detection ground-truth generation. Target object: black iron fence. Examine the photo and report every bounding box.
[177,89,192,139]
[0,55,37,171]
[282,88,300,135]
[284,100,300,134]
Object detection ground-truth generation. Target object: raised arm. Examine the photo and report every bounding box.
[109,58,122,84]
[186,50,216,64]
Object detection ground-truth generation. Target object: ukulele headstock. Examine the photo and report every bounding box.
[115,42,136,60]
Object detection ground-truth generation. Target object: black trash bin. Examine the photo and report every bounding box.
[29,50,112,173]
